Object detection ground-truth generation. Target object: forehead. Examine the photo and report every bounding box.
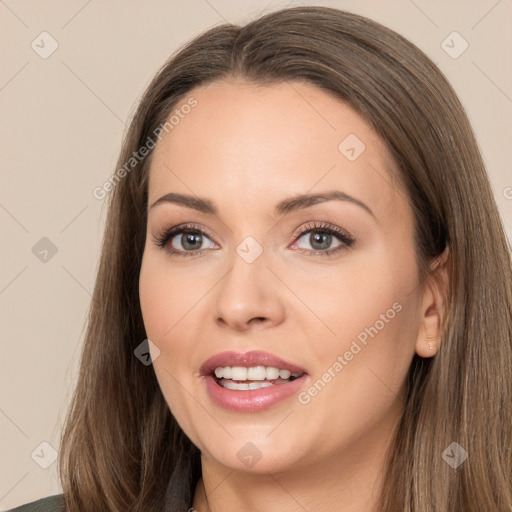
[148,78,408,222]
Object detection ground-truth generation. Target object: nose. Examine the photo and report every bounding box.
[212,248,286,332]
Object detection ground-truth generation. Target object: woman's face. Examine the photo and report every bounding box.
[139,78,428,475]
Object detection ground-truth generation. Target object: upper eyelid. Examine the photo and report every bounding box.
[290,221,352,240]
[158,221,345,238]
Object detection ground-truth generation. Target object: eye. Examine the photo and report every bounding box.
[152,221,355,258]
[290,221,355,256]
[152,223,218,257]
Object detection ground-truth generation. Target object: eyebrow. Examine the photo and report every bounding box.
[150,190,375,219]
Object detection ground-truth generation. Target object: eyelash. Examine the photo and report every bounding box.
[151,221,355,258]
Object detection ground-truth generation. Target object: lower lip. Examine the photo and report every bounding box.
[202,374,309,412]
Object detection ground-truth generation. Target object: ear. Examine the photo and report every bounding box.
[415,246,451,358]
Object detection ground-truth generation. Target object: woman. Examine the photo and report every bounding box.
[11,5,512,511]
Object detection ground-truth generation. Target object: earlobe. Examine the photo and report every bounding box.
[427,334,435,353]
[416,321,439,358]
[414,246,451,358]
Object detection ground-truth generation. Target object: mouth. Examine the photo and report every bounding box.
[213,365,304,390]
[200,350,309,412]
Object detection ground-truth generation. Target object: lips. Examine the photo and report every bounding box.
[199,350,309,412]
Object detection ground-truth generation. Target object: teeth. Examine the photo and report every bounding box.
[249,381,273,390]
[279,369,291,379]
[230,367,247,380]
[266,367,280,380]
[213,365,304,381]
[223,380,249,391]
[247,366,266,380]
[221,380,274,391]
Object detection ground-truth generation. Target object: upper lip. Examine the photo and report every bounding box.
[200,350,308,376]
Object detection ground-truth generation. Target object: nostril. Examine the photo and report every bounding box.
[250,317,267,324]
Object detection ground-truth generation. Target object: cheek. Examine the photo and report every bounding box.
[301,247,421,394]
[139,262,170,340]
[139,255,203,434]
[138,255,197,400]
[139,253,206,340]
[310,284,417,381]
[294,251,417,354]
[139,252,213,381]
[297,287,419,454]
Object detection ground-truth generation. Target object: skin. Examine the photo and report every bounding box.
[138,78,447,512]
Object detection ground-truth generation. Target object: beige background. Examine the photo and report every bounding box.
[1,0,511,508]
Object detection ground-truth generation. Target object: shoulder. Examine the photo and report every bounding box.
[7,494,65,512]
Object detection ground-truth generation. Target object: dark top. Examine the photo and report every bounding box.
[7,495,65,512]
[7,450,198,511]
[8,494,65,512]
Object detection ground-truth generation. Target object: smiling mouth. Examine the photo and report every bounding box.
[212,365,305,390]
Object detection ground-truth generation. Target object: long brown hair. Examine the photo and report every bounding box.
[58,6,512,511]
